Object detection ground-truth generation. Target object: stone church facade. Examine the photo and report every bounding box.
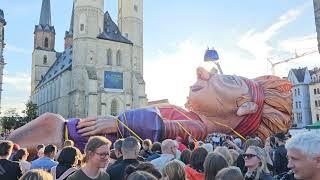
[31,0,147,118]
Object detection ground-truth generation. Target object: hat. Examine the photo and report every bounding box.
[275,132,287,141]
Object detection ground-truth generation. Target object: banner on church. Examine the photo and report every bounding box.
[104,71,123,89]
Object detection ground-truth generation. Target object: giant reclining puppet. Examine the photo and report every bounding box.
[8,67,292,151]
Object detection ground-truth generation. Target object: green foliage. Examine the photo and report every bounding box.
[1,101,38,130]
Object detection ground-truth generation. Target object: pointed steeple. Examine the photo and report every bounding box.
[69,3,74,34]
[39,0,51,26]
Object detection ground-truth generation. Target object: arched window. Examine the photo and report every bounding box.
[111,99,118,116]
[107,49,112,65]
[116,50,121,66]
[43,55,48,64]
[44,37,49,48]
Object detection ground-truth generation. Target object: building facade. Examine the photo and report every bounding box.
[31,0,147,118]
[0,9,6,113]
[309,67,320,124]
[288,67,312,128]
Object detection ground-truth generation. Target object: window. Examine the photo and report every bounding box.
[318,88,320,94]
[297,88,300,96]
[44,37,49,48]
[134,5,138,12]
[315,100,318,107]
[111,99,118,116]
[299,101,301,108]
[80,24,84,31]
[107,49,112,65]
[314,89,317,95]
[43,55,47,64]
[294,89,297,96]
[295,102,298,108]
[116,50,121,66]
[317,114,320,121]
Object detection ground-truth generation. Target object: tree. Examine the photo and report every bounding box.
[1,108,21,130]
[17,100,38,129]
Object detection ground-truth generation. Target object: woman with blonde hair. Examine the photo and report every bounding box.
[162,160,186,180]
[244,146,273,180]
[19,169,53,180]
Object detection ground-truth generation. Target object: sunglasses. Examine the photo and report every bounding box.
[243,153,257,159]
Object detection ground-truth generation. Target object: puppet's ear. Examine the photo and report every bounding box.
[236,102,258,116]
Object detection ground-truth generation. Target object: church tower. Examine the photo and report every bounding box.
[0,9,6,113]
[64,3,74,49]
[118,0,143,74]
[31,0,56,93]
[71,0,104,117]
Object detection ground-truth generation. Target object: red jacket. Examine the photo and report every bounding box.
[185,165,204,180]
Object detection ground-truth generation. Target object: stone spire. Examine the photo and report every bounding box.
[39,0,51,26]
[64,3,74,49]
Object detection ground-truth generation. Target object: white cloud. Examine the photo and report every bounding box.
[237,4,308,60]
[3,73,31,92]
[5,44,30,55]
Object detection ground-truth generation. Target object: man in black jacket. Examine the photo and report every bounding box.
[273,132,289,176]
[0,140,22,180]
[107,136,141,180]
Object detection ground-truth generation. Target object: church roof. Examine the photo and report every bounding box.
[36,47,72,88]
[97,11,133,44]
[0,9,6,25]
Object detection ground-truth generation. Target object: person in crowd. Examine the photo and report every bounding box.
[214,146,234,165]
[146,142,161,161]
[215,166,244,180]
[162,160,186,180]
[31,144,58,171]
[244,146,273,180]
[107,139,124,170]
[185,147,207,180]
[126,171,157,180]
[180,149,192,165]
[273,132,289,176]
[29,144,45,161]
[107,136,141,180]
[175,136,187,152]
[67,136,111,180]
[139,139,153,159]
[0,140,22,179]
[202,143,213,153]
[108,149,117,167]
[151,139,180,172]
[19,169,53,180]
[63,140,74,147]
[125,162,162,179]
[236,138,263,174]
[204,152,229,180]
[229,149,240,166]
[10,143,20,160]
[285,131,320,180]
[12,148,31,174]
[51,146,82,180]
[188,136,196,151]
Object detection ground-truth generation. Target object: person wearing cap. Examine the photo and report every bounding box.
[273,132,289,176]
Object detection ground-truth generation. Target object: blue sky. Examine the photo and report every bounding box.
[0,0,319,114]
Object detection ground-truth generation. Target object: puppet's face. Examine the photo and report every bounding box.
[187,67,250,117]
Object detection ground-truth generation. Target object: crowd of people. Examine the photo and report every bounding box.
[0,130,319,180]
